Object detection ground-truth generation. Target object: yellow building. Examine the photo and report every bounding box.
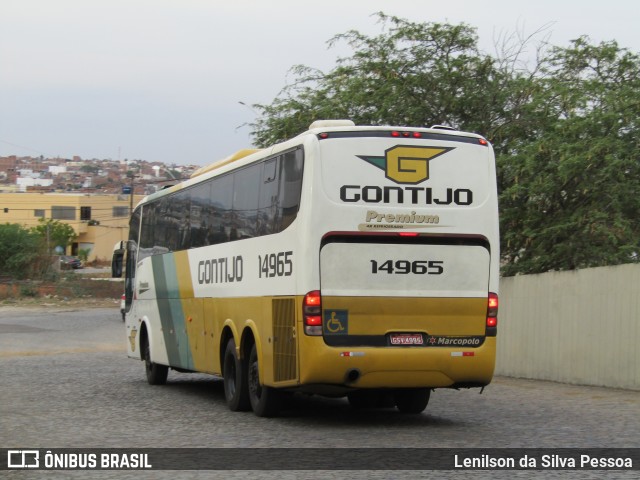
[0,192,144,263]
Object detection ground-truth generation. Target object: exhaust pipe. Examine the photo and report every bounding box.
[345,368,361,384]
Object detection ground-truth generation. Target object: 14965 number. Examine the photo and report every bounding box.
[370,259,443,275]
[258,251,293,278]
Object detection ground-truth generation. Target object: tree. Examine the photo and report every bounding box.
[80,164,99,174]
[251,13,507,147]
[78,248,91,263]
[0,223,43,279]
[499,38,640,274]
[31,219,78,254]
[248,14,640,275]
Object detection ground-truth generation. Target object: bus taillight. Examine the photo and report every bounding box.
[486,292,498,336]
[391,131,422,138]
[304,290,323,336]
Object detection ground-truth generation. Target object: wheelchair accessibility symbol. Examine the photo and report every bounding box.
[324,310,348,335]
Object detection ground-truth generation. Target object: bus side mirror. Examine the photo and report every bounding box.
[112,250,124,278]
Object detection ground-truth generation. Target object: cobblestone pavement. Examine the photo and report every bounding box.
[1,306,638,479]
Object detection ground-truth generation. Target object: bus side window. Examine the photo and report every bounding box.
[279,148,304,231]
[232,163,261,239]
[210,174,233,245]
[264,158,277,183]
[140,203,156,252]
[190,182,212,249]
[258,158,279,235]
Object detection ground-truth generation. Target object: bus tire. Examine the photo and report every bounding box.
[143,335,168,385]
[394,388,430,414]
[248,343,281,417]
[223,338,250,411]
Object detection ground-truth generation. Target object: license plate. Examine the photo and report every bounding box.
[389,333,424,345]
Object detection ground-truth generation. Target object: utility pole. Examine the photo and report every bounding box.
[129,173,134,213]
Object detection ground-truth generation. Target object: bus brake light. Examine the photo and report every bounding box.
[304,290,323,336]
[486,292,498,334]
[391,131,422,138]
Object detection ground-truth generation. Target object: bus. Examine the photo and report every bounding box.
[112,120,500,417]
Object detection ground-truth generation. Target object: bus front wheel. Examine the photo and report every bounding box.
[223,338,250,411]
[248,344,281,417]
[394,388,430,414]
[143,335,168,385]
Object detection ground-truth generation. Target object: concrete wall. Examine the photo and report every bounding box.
[496,263,640,390]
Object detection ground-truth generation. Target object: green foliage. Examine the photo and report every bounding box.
[0,220,80,280]
[251,14,504,146]
[499,38,640,274]
[80,164,99,173]
[31,218,78,254]
[249,14,640,275]
[78,248,91,262]
[20,284,38,297]
[0,223,43,279]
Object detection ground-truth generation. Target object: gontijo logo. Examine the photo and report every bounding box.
[341,145,473,205]
[357,146,454,184]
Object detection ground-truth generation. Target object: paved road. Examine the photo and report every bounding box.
[1,306,638,479]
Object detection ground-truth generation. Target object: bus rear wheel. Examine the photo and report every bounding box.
[394,388,430,414]
[248,344,281,417]
[143,335,168,385]
[223,338,250,411]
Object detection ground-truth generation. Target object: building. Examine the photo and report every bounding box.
[16,177,54,192]
[0,192,144,263]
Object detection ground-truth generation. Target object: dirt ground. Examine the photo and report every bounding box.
[0,269,123,309]
[0,296,120,309]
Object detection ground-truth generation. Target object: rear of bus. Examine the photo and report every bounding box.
[296,122,499,402]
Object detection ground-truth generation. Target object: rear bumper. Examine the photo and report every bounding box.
[297,335,496,389]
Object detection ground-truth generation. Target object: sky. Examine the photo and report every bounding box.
[1,0,639,167]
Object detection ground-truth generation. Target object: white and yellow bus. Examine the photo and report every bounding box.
[113,120,500,416]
